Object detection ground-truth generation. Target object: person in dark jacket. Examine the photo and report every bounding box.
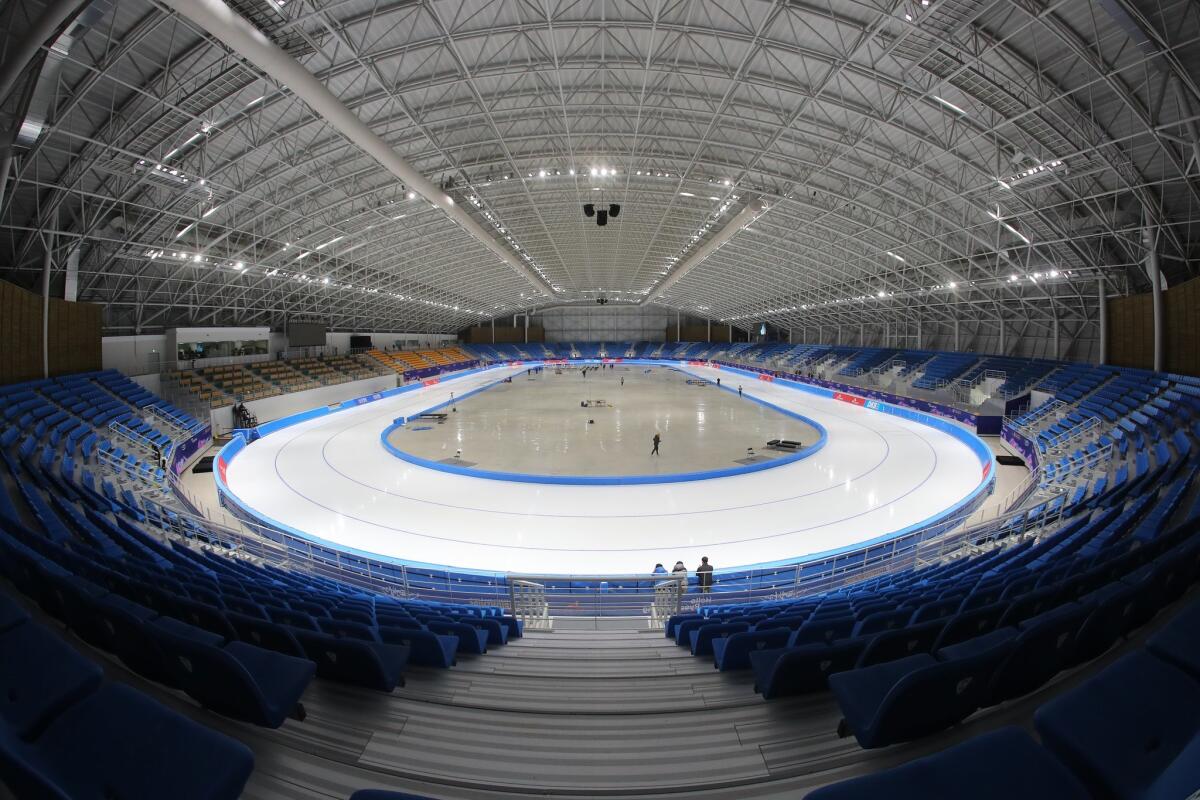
[697,557,714,593]
[651,432,661,455]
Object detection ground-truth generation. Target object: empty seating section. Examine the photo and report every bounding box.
[246,360,320,393]
[368,347,477,376]
[0,600,255,799]
[0,371,200,495]
[0,369,528,792]
[837,347,897,376]
[3,347,1200,797]
[665,443,1200,753]
[912,352,978,389]
[165,354,389,408]
[812,595,1200,798]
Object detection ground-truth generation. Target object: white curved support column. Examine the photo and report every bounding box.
[159,0,553,299]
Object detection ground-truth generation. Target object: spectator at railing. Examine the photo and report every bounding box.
[697,557,713,593]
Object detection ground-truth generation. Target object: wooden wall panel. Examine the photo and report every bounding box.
[1106,277,1200,377]
[1106,292,1153,370]
[0,279,102,386]
[1165,275,1200,377]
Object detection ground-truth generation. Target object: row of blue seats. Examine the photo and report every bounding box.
[911,353,978,389]
[1,448,523,671]
[809,594,1200,799]
[672,456,1200,748]
[837,348,896,376]
[0,591,254,799]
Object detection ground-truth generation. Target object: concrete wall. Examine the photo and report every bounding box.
[102,334,167,376]
[210,373,398,434]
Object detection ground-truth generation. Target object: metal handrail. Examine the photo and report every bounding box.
[145,404,206,438]
[1042,415,1102,454]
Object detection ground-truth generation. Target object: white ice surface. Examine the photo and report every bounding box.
[223,363,989,574]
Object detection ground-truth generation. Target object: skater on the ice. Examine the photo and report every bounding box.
[717,377,721,387]
[620,376,624,386]
[651,432,661,456]
[738,385,743,396]
[697,557,713,593]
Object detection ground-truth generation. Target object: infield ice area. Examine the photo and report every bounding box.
[385,365,819,476]
[222,363,990,575]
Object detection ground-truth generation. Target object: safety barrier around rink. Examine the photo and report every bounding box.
[187,359,1063,618]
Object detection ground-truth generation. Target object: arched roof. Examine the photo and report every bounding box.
[1,0,1197,338]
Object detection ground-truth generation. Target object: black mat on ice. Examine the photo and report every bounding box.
[438,458,477,467]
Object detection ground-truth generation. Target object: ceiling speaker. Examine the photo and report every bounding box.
[596,209,608,226]
[583,203,595,217]
[608,204,621,218]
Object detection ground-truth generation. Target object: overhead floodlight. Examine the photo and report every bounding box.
[932,95,967,115]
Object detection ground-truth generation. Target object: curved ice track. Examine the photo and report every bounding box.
[221,363,991,574]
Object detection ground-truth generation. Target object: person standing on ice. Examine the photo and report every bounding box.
[651,432,661,456]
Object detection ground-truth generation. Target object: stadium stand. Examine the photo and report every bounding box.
[163,354,388,409]
[1,346,1198,798]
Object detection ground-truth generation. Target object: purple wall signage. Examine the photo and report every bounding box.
[171,424,213,475]
[1002,425,1040,471]
[708,360,985,430]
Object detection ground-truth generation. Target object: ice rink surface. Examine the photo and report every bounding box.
[385,366,820,476]
[223,363,991,575]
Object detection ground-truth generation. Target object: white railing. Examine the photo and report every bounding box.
[107,419,165,461]
[503,573,687,629]
[1005,398,1068,436]
[1042,440,1114,487]
[145,404,205,438]
[1042,415,1102,454]
[96,446,167,492]
[509,580,552,630]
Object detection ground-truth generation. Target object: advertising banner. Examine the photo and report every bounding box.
[170,424,213,475]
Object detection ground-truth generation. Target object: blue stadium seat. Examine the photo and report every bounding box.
[829,632,1014,748]
[689,622,749,656]
[857,619,945,667]
[227,611,309,658]
[378,626,459,668]
[0,682,253,800]
[985,601,1092,705]
[750,639,867,698]
[807,726,1090,799]
[421,617,488,654]
[1146,597,1200,680]
[150,619,315,727]
[712,627,792,670]
[0,621,103,739]
[1036,651,1200,800]
[293,629,409,692]
[0,592,29,633]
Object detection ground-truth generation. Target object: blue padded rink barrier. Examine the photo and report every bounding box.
[217,360,995,576]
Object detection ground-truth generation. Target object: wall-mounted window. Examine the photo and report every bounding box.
[177,338,268,362]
